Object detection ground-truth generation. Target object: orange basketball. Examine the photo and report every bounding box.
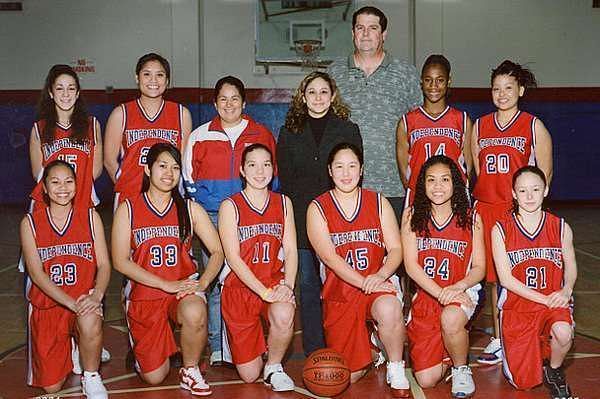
[302,348,351,397]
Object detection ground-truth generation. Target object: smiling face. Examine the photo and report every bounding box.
[240,147,273,191]
[215,83,244,128]
[145,150,180,192]
[136,60,168,99]
[329,148,363,194]
[421,63,450,105]
[49,74,79,113]
[512,171,548,214]
[424,162,453,206]
[492,74,524,112]
[43,163,76,206]
[352,13,386,54]
[303,77,334,118]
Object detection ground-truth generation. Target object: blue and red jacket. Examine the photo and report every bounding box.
[182,115,279,213]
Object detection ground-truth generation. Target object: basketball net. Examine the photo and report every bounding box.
[294,39,322,71]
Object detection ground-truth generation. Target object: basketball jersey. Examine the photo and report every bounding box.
[223,191,286,289]
[30,117,98,209]
[125,193,196,301]
[473,111,536,203]
[26,207,97,309]
[114,99,183,203]
[415,212,474,290]
[402,106,467,192]
[313,188,386,302]
[497,211,565,312]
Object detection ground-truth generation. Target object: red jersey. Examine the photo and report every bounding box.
[114,99,184,203]
[313,189,386,302]
[473,111,536,203]
[30,118,98,209]
[415,212,474,291]
[223,191,286,289]
[125,193,196,301]
[26,207,97,309]
[402,106,467,192]
[497,211,565,312]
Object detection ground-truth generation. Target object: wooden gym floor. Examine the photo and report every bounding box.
[0,203,599,398]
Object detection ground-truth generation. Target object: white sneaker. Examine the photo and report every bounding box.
[264,363,295,392]
[180,366,212,396]
[386,361,410,397]
[81,372,108,399]
[449,365,475,398]
[476,337,503,365]
[209,350,222,366]
[72,346,111,374]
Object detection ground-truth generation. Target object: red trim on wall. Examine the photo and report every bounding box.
[0,87,598,105]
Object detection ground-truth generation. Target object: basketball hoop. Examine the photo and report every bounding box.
[294,39,322,70]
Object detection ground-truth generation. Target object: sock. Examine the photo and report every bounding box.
[83,370,99,378]
[264,363,282,376]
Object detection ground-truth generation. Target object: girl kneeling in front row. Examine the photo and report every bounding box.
[402,155,485,398]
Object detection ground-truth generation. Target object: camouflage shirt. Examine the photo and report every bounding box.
[328,52,422,197]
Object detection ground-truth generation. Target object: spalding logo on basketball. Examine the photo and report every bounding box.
[302,348,351,397]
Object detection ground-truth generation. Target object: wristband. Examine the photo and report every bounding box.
[260,288,272,300]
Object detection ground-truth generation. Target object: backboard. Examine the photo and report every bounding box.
[255,0,356,72]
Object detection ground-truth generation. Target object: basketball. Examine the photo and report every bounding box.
[302,348,351,397]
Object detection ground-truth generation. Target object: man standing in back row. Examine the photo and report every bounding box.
[328,5,421,218]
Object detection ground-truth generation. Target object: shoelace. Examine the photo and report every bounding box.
[445,367,472,383]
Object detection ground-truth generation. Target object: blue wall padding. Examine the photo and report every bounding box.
[1,100,599,205]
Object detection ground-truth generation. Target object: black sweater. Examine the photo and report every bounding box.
[277,115,362,248]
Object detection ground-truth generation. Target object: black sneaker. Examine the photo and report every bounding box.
[542,360,572,399]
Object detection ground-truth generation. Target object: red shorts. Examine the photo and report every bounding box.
[221,286,270,365]
[27,304,77,388]
[126,294,206,373]
[323,292,399,372]
[407,290,479,372]
[501,307,573,389]
[474,200,512,283]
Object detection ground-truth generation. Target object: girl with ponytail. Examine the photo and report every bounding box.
[111,143,224,394]
[471,60,553,365]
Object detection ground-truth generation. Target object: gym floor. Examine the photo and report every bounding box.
[0,202,598,398]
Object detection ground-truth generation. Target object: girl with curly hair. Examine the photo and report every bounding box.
[29,64,102,211]
[277,71,362,356]
[402,155,485,398]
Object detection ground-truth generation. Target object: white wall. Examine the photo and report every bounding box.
[200,0,412,88]
[0,0,199,89]
[415,0,600,87]
[1,0,599,90]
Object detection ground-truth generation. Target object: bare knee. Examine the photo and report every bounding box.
[77,313,102,337]
[269,304,294,331]
[415,371,440,389]
[441,306,466,335]
[237,365,261,383]
[141,360,169,385]
[551,323,573,347]
[43,379,65,394]
[373,296,403,328]
[179,303,207,331]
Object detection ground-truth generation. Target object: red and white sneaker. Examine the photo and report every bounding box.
[180,366,212,396]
